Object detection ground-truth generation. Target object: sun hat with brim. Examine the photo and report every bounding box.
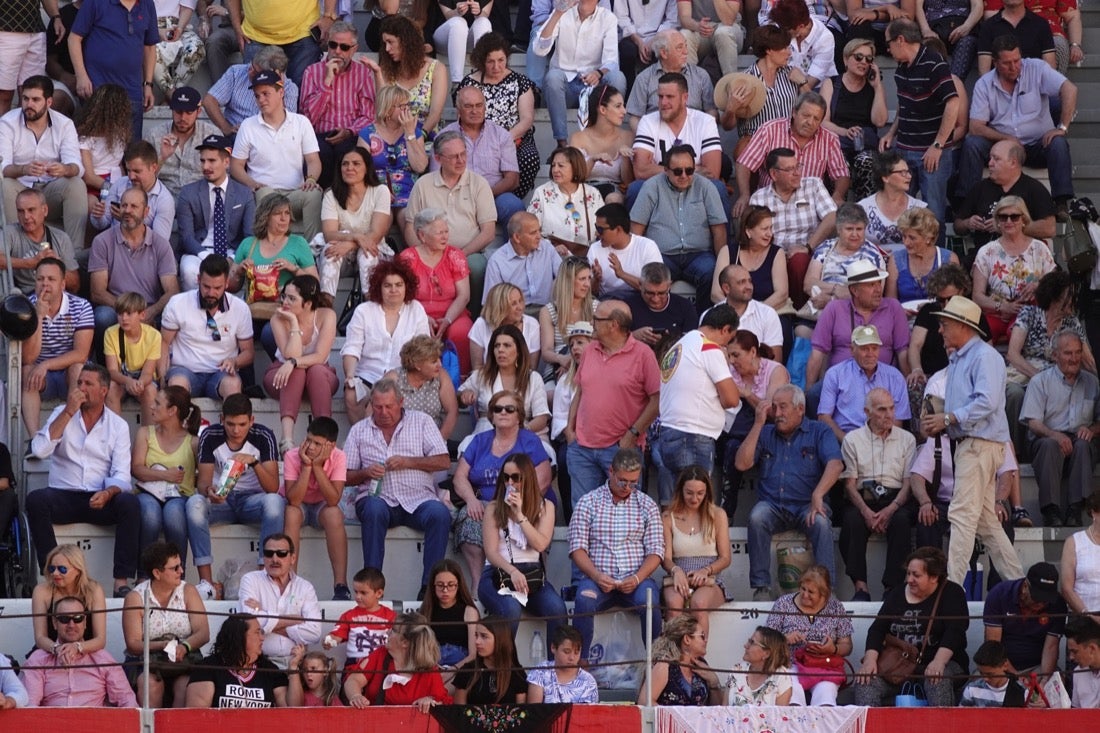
[934,295,987,338]
[845,259,887,285]
[714,73,767,119]
[566,321,594,340]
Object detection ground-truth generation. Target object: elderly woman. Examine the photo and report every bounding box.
[382,335,459,440]
[457,32,539,198]
[32,545,107,661]
[458,324,551,441]
[767,565,854,706]
[122,542,210,708]
[527,146,605,256]
[539,256,598,384]
[972,196,1057,343]
[859,150,928,254]
[638,615,722,706]
[341,259,431,424]
[804,203,897,311]
[186,614,287,707]
[358,84,429,233]
[569,84,635,205]
[343,611,452,711]
[396,207,474,374]
[727,25,802,136]
[470,283,541,371]
[894,206,957,305]
[819,39,888,201]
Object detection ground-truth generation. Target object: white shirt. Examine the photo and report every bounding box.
[237,570,322,658]
[200,178,231,251]
[587,233,663,293]
[162,290,254,373]
[321,185,392,231]
[534,6,620,80]
[658,329,735,439]
[633,108,723,163]
[233,111,320,190]
[340,301,431,383]
[0,108,84,187]
[30,405,132,493]
[712,299,783,350]
[468,314,542,357]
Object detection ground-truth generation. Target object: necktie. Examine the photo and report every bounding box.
[212,186,228,258]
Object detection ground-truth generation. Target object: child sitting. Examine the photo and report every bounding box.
[526,625,599,703]
[324,566,397,668]
[104,291,161,424]
[960,640,1026,707]
[288,645,343,707]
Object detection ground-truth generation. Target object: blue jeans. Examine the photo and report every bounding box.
[477,566,566,659]
[137,493,189,568]
[244,36,320,87]
[525,28,550,90]
[93,305,118,355]
[663,251,718,312]
[495,192,526,229]
[899,146,953,230]
[185,490,286,568]
[566,442,619,509]
[572,576,661,659]
[355,495,451,588]
[543,68,626,142]
[747,501,835,589]
[653,427,716,506]
[958,134,1074,201]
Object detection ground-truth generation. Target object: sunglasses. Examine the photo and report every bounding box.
[615,477,640,489]
[263,549,291,558]
[491,404,518,414]
[328,41,355,51]
[594,224,607,235]
[852,53,873,63]
[500,472,523,483]
[47,565,69,575]
[55,614,86,625]
[207,315,221,341]
[564,201,582,225]
[669,167,695,176]
[996,212,1023,222]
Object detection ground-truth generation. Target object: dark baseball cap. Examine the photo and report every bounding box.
[195,134,233,154]
[1026,562,1061,605]
[249,70,284,89]
[169,86,202,111]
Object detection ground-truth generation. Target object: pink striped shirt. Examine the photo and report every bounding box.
[300,60,377,134]
[737,116,850,188]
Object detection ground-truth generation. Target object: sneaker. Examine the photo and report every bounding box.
[1012,506,1034,528]
[114,585,132,599]
[752,587,775,602]
[1041,504,1064,528]
[279,437,296,456]
[1066,502,1085,528]
[851,589,872,602]
[333,583,352,601]
[195,579,218,600]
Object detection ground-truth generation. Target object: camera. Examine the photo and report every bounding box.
[861,479,888,499]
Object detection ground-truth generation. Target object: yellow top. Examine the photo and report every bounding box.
[242,0,319,46]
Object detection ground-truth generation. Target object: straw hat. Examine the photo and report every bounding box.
[714,73,767,119]
[934,295,987,338]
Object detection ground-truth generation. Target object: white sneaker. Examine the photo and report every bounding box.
[195,579,217,600]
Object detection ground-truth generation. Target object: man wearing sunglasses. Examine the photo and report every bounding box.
[299,21,376,189]
[23,596,137,707]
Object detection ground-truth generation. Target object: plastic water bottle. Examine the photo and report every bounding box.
[99,178,111,204]
[853,128,864,153]
[530,631,545,662]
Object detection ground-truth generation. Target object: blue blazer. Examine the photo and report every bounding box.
[176,178,255,257]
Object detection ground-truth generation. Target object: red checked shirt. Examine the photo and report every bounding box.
[737,116,849,188]
[300,59,377,134]
[569,484,664,581]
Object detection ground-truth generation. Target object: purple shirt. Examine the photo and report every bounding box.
[810,297,910,369]
[435,120,519,190]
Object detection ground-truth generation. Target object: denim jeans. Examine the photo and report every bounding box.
[662,251,718,313]
[244,36,319,87]
[477,566,566,658]
[525,28,550,90]
[653,427,716,506]
[572,576,661,659]
[355,495,451,588]
[958,134,1074,202]
[137,493,189,568]
[747,501,835,589]
[566,442,619,509]
[543,68,627,142]
[27,488,141,580]
[899,146,953,231]
[185,490,286,567]
[495,192,526,230]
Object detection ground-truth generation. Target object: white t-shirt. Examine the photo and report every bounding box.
[232,111,320,190]
[658,329,733,438]
[321,185,392,231]
[587,233,663,293]
[633,108,722,164]
[468,314,541,357]
[162,291,253,373]
[731,300,783,350]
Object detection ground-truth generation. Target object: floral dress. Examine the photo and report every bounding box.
[401,60,440,135]
[527,182,605,247]
[1010,305,1090,376]
[359,121,423,208]
[657,663,710,706]
[457,71,539,198]
[726,663,793,705]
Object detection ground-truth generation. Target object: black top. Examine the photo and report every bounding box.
[913,302,992,375]
[454,658,528,704]
[828,75,876,129]
[955,174,1058,247]
[977,10,1056,61]
[188,655,288,708]
[624,292,700,357]
[728,243,784,305]
[429,601,470,649]
[865,581,970,672]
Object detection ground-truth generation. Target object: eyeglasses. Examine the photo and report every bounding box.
[328,41,356,51]
[669,167,695,176]
[206,315,221,341]
[55,614,86,625]
[996,212,1023,222]
[890,167,912,176]
[852,53,873,63]
[614,477,640,489]
[47,564,69,575]
[771,164,803,174]
[746,638,768,649]
[434,582,458,591]
[500,471,523,483]
[594,224,607,235]
[592,315,611,322]
[263,549,291,558]
[491,404,518,414]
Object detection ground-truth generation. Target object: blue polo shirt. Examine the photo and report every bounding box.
[752,418,842,513]
[71,0,159,100]
[818,359,911,433]
[983,578,1066,672]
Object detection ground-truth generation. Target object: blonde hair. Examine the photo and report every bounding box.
[44,545,99,608]
[481,283,524,330]
[375,84,412,122]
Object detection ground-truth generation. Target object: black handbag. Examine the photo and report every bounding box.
[492,562,545,594]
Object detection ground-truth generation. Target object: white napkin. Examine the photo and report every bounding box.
[382,673,412,690]
[497,586,529,607]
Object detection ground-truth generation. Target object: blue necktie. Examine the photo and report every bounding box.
[212,186,228,257]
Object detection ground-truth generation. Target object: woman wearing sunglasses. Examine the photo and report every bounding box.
[452,393,553,584]
[527,146,605,257]
[32,544,108,664]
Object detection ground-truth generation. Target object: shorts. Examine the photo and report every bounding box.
[0,32,46,88]
[42,369,70,400]
[165,366,230,399]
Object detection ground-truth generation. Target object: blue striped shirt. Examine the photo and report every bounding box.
[206,64,300,129]
[28,292,94,363]
[945,335,1010,442]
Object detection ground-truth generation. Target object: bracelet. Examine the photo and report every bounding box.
[180,640,192,653]
[1071,42,1082,48]
[289,329,302,334]
[633,573,640,584]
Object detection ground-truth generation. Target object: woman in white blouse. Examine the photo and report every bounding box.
[458,323,551,441]
[340,258,430,423]
[469,282,541,371]
[527,146,605,256]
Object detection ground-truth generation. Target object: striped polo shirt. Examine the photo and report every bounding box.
[29,292,94,363]
[894,44,957,152]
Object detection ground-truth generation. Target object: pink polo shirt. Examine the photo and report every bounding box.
[574,335,661,449]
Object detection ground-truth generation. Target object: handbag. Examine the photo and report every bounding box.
[336,282,363,337]
[793,646,850,689]
[877,583,945,686]
[492,529,546,594]
[148,646,204,679]
[895,681,929,707]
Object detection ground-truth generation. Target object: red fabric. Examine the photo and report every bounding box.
[351,647,453,705]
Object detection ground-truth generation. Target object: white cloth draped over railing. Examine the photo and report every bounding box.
[656,705,868,733]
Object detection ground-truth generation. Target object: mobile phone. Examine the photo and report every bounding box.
[310,25,323,43]
[868,68,876,82]
[806,629,828,646]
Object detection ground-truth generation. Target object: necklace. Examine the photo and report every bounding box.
[674,514,699,535]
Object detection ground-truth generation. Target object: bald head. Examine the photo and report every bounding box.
[721,264,754,304]
[594,299,632,338]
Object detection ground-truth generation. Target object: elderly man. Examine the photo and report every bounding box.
[959,35,1077,209]
[203,45,301,134]
[626,29,715,128]
[677,0,744,77]
[231,70,323,241]
[735,384,843,601]
[630,144,727,308]
[344,379,452,596]
[227,0,336,86]
[710,264,783,354]
[89,141,176,243]
[840,387,916,602]
[624,261,699,355]
[615,0,679,90]
[1020,331,1100,528]
[143,86,219,197]
[27,363,139,596]
[177,135,256,291]
[984,562,1067,677]
[0,75,87,253]
[21,258,92,435]
[977,0,1057,74]
[569,447,664,658]
[920,295,1025,586]
[654,303,741,504]
[953,139,1057,247]
[882,19,959,226]
[565,300,661,505]
[299,21,376,188]
[439,86,524,228]
[734,93,850,218]
[483,211,561,309]
[23,596,137,707]
[0,188,79,294]
[1066,617,1100,707]
[238,533,323,666]
[748,148,837,308]
[588,202,663,297]
[819,325,910,441]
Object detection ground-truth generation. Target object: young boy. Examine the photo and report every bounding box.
[526,626,599,703]
[282,417,350,600]
[324,566,398,668]
[960,640,1026,707]
[103,291,161,424]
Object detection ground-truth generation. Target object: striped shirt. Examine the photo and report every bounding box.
[344,410,448,511]
[737,62,801,137]
[569,484,664,580]
[633,108,722,165]
[29,292,94,363]
[300,59,377,134]
[207,64,301,129]
[894,45,957,152]
[737,116,850,187]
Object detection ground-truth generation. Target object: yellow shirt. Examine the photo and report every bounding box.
[104,323,162,378]
[242,0,319,45]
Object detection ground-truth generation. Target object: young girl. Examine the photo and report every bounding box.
[549,320,592,515]
[75,84,131,217]
[420,559,479,668]
[526,626,598,703]
[288,646,343,707]
[453,616,527,704]
[727,626,794,706]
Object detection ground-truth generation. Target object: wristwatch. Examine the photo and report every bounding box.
[628,426,640,438]
[943,413,953,428]
[1057,123,1069,133]
[932,140,942,150]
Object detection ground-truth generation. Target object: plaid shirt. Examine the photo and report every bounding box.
[569,485,664,580]
[749,177,837,256]
[737,116,849,188]
[344,410,447,512]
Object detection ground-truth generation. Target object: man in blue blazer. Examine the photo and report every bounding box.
[177,134,255,290]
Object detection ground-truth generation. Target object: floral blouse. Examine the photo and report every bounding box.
[727,663,793,706]
[766,592,855,654]
[657,663,710,706]
[359,121,423,208]
[973,238,1056,306]
[1011,305,1089,369]
[527,182,605,246]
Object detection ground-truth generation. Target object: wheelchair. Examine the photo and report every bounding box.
[0,512,32,598]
